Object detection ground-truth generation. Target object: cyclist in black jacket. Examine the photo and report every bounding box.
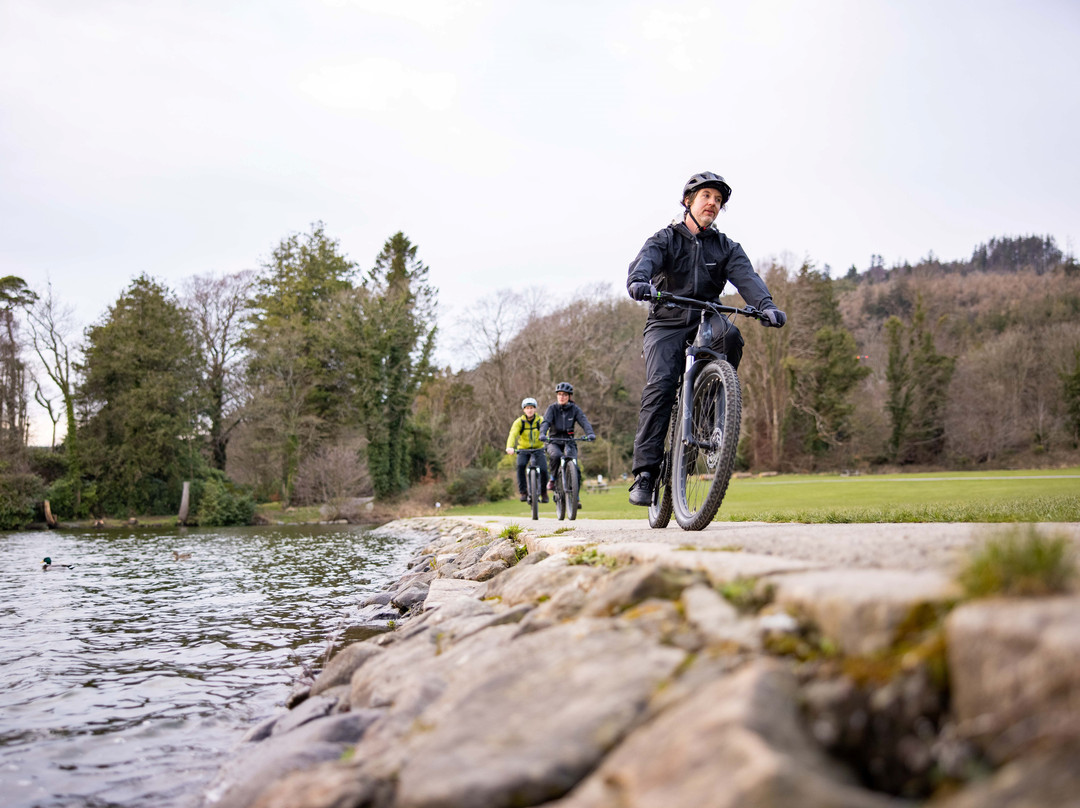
[626,171,787,506]
[539,382,595,502]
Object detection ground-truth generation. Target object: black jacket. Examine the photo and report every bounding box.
[626,221,774,327]
[540,402,595,440]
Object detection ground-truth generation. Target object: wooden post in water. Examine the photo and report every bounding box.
[178,481,190,525]
[43,500,58,528]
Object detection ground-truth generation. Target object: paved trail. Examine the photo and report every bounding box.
[454,516,1080,573]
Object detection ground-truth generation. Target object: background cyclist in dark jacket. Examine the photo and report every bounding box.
[625,171,787,507]
[539,382,595,501]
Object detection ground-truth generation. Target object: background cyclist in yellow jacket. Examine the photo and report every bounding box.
[505,397,549,503]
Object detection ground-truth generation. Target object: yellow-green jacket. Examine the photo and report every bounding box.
[506,413,545,451]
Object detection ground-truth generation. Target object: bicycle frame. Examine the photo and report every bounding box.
[663,293,765,452]
[545,436,583,521]
[644,290,768,530]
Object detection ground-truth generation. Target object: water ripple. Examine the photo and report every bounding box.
[0,523,418,808]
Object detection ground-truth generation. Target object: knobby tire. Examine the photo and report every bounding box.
[671,360,741,531]
[648,404,675,529]
[527,466,539,521]
[566,461,579,521]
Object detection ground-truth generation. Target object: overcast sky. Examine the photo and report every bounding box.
[3,0,1079,440]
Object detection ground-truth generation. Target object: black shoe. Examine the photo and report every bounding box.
[520,493,528,502]
[577,501,583,510]
[541,495,549,503]
[628,472,653,506]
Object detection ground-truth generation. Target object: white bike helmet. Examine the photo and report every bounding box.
[521,397,538,408]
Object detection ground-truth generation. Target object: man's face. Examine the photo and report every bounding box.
[556,391,570,404]
[687,187,725,229]
[523,405,536,417]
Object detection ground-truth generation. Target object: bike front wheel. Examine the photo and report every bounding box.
[648,405,675,529]
[672,360,741,531]
[565,462,579,521]
[527,467,539,521]
[555,470,566,521]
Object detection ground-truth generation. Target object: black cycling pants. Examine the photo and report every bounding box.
[515,449,548,494]
[631,319,743,476]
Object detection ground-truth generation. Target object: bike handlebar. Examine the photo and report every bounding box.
[644,290,768,323]
[541,435,594,443]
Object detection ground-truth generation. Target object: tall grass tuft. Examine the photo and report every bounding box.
[958,526,1077,598]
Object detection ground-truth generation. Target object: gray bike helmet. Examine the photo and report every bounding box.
[555,382,573,394]
[682,171,732,207]
[521,397,538,408]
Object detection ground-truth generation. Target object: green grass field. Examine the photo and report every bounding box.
[447,467,1080,523]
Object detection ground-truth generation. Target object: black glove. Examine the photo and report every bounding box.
[761,306,787,328]
[540,435,549,443]
[586,435,596,442]
[628,282,656,301]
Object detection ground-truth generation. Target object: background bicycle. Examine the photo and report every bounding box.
[515,449,544,520]
[543,436,591,521]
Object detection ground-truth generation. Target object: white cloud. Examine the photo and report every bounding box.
[319,0,488,28]
[295,57,458,113]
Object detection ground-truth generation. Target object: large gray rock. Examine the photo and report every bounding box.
[310,642,384,697]
[261,618,686,808]
[932,742,1080,808]
[201,711,380,808]
[769,569,960,655]
[549,660,907,808]
[479,553,603,606]
[579,563,704,617]
[946,596,1080,763]
[388,619,687,808]
[682,582,761,650]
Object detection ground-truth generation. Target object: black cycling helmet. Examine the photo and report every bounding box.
[682,171,732,207]
[555,382,573,394]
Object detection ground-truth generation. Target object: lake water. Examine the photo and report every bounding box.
[0,523,422,808]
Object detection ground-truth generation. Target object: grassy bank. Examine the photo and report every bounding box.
[446,467,1080,523]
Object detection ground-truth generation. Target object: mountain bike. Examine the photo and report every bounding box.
[543,436,590,521]
[643,291,770,531]
[516,449,543,521]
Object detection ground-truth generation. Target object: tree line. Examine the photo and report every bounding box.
[1,229,1078,529]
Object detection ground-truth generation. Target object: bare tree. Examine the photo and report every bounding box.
[25,282,83,503]
[181,269,255,470]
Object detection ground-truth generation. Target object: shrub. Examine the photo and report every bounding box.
[45,476,93,520]
[27,448,68,484]
[958,526,1077,597]
[194,474,256,527]
[446,468,494,506]
[485,474,513,502]
[0,473,46,530]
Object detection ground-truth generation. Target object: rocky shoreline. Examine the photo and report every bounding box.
[200,517,1080,808]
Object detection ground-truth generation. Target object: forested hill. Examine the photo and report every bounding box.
[425,233,1080,484]
[855,233,1076,283]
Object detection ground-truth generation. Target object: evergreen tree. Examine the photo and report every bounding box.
[0,276,36,460]
[781,264,869,464]
[245,223,357,503]
[79,275,203,514]
[1061,347,1080,447]
[352,232,437,499]
[884,297,955,463]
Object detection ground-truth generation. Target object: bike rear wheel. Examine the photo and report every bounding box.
[648,405,675,529]
[565,462,579,521]
[527,466,539,521]
[672,360,741,531]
